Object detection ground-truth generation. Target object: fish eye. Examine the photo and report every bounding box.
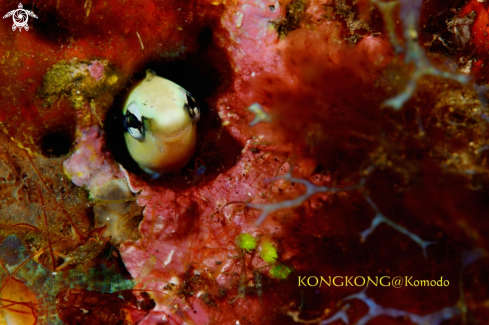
[124,102,144,141]
[185,91,200,124]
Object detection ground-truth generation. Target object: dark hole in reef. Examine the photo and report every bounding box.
[28,2,73,45]
[26,0,115,45]
[105,28,242,190]
[39,130,73,158]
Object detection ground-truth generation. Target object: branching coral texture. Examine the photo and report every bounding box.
[1,0,489,324]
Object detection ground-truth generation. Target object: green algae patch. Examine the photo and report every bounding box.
[235,233,256,251]
[260,241,278,263]
[38,59,122,109]
[270,265,292,279]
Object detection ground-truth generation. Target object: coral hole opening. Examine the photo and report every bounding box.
[105,28,242,188]
[39,129,74,158]
[29,2,74,45]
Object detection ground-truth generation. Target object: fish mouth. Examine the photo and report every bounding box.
[160,124,192,140]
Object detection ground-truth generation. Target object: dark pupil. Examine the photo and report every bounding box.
[125,112,142,131]
[186,94,197,116]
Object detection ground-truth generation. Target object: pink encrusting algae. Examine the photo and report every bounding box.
[63,126,124,190]
[88,61,105,82]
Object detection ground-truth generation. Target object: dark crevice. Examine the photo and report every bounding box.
[39,130,74,158]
